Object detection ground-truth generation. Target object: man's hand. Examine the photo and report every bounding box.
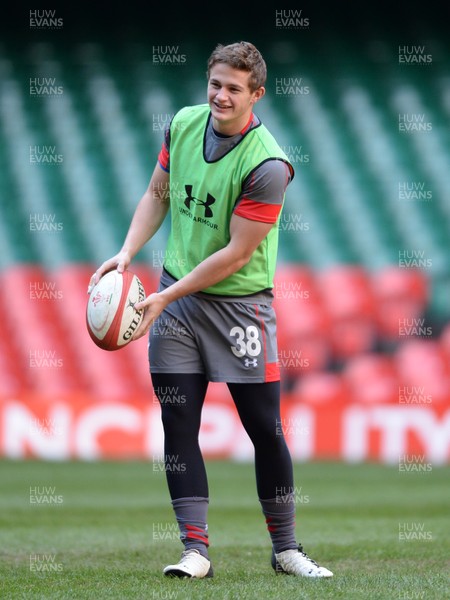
[87,251,132,294]
[132,292,169,341]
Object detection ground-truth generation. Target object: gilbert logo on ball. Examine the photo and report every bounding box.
[86,270,145,350]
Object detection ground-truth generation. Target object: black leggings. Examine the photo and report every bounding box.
[151,373,294,500]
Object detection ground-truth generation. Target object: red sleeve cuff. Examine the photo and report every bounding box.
[234,198,282,224]
[158,143,170,172]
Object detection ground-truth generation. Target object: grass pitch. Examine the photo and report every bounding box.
[0,460,448,599]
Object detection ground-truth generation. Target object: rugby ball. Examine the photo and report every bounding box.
[86,270,146,351]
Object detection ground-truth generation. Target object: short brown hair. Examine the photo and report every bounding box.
[206,41,267,91]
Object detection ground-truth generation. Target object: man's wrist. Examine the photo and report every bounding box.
[158,287,177,306]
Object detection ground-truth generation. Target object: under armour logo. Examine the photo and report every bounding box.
[184,185,216,218]
[244,358,258,368]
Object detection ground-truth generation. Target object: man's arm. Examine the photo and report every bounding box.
[120,164,170,259]
[88,164,170,290]
[132,214,273,339]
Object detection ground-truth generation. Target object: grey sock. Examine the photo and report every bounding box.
[259,494,297,553]
[172,496,209,558]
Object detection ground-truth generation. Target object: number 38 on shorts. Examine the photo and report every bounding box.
[229,325,262,358]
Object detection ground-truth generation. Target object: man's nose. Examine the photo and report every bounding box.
[215,88,228,101]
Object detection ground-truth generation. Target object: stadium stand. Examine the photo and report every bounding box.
[0,33,448,408]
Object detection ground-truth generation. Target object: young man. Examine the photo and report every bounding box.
[90,41,333,579]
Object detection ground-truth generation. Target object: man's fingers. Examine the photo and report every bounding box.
[132,312,154,341]
[86,260,127,294]
[87,267,106,294]
[132,294,164,340]
[134,299,147,311]
[87,272,98,295]
[135,291,158,312]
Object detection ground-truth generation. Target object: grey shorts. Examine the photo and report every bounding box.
[149,270,280,383]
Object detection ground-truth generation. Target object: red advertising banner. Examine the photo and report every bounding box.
[1,388,449,464]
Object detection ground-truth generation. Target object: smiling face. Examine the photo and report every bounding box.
[207,63,265,136]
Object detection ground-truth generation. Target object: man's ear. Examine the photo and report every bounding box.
[251,86,265,104]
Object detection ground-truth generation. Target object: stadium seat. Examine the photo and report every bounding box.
[342,353,399,404]
[326,318,377,363]
[316,265,375,319]
[273,264,331,375]
[273,264,320,301]
[275,299,331,376]
[293,371,348,405]
[440,323,450,362]
[1,265,81,395]
[315,265,377,361]
[372,267,429,344]
[277,311,331,377]
[394,339,449,404]
[0,297,28,396]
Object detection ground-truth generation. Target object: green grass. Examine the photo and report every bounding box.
[0,460,448,599]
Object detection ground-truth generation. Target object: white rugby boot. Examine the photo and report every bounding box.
[163,549,213,578]
[272,544,333,577]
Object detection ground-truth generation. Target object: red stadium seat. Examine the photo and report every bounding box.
[342,353,399,404]
[1,265,81,395]
[293,371,347,405]
[326,316,376,362]
[440,322,450,362]
[315,265,377,360]
[394,339,449,404]
[0,301,28,396]
[274,264,330,374]
[275,301,331,375]
[273,264,320,303]
[372,267,429,343]
[316,265,375,319]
